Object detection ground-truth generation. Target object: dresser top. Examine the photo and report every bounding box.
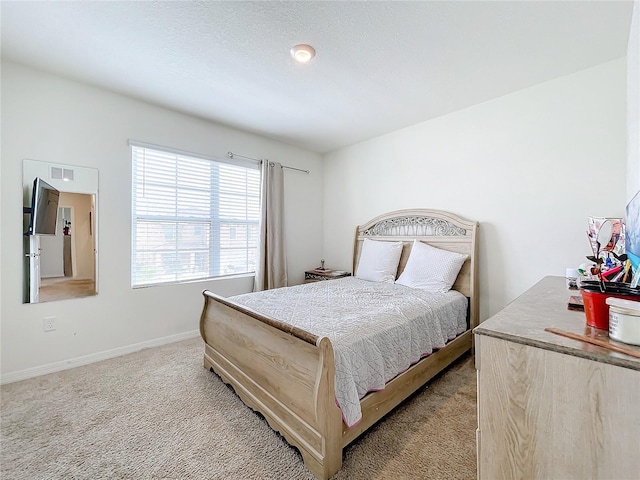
[474,275,640,371]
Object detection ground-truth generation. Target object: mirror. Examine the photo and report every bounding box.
[596,220,613,254]
[588,216,625,261]
[23,159,98,303]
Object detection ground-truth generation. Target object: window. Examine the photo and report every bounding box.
[131,144,260,287]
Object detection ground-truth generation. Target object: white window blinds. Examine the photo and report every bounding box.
[131,145,260,287]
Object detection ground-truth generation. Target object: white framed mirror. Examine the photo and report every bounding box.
[23,159,98,303]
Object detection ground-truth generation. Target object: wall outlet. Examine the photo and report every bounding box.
[44,316,56,332]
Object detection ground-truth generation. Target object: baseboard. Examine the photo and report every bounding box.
[1,330,201,385]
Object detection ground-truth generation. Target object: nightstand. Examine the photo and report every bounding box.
[304,269,351,283]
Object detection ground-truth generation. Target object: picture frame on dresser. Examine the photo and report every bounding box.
[626,189,640,271]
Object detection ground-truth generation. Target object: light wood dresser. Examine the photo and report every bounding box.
[474,276,640,480]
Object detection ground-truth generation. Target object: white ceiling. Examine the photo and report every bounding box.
[1,1,634,154]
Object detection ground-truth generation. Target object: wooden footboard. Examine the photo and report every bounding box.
[199,290,343,480]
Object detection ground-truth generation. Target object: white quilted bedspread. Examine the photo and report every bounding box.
[230,277,467,428]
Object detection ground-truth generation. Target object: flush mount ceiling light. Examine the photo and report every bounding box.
[290,44,316,63]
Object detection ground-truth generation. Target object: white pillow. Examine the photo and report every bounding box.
[355,239,403,283]
[395,240,468,292]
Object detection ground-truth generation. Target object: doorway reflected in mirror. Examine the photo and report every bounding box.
[23,159,98,304]
[38,199,96,302]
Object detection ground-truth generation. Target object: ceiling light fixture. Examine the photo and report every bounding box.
[290,44,316,63]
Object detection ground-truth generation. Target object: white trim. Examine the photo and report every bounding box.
[0,330,200,385]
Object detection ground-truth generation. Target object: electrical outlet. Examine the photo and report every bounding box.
[44,316,56,332]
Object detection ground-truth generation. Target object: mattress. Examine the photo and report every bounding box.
[230,276,468,427]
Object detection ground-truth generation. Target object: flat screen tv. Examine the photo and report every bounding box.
[26,177,60,236]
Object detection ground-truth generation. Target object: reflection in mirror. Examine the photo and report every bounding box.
[23,160,98,304]
[38,196,96,302]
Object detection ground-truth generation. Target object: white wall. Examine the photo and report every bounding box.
[1,61,323,381]
[628,0,640,201]
[323,59,627,320]
[39,220,65,278]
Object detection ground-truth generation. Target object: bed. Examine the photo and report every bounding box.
[199,209,479,479]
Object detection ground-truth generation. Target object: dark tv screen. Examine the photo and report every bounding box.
[28,177,60,235]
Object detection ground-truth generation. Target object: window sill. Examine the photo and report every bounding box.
[132,272,255,289]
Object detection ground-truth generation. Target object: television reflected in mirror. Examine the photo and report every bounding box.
[26,177,60,236]
[23,159,99,304]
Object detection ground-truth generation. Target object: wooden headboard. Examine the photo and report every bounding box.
[352,209,479,329]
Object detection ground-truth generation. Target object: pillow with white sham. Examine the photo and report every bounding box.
[355,238,403,283]
[395,240,468,292]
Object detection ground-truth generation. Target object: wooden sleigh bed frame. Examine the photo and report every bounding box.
[199,209,479,479]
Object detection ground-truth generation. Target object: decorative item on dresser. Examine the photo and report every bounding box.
[474,275,640,480]
[199,208,478,479]
[304,268,351,283]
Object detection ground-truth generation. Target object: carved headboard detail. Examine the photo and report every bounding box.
[361,215,468,237]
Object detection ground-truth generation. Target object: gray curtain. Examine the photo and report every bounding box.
[254,161,287,291]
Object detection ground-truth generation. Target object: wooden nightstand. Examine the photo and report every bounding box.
[304,269,351,283]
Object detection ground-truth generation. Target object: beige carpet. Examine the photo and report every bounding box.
[1,338,477,479]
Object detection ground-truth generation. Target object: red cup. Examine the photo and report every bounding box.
[580,289,640,330]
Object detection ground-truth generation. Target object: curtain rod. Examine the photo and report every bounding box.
[227,151,310,174]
